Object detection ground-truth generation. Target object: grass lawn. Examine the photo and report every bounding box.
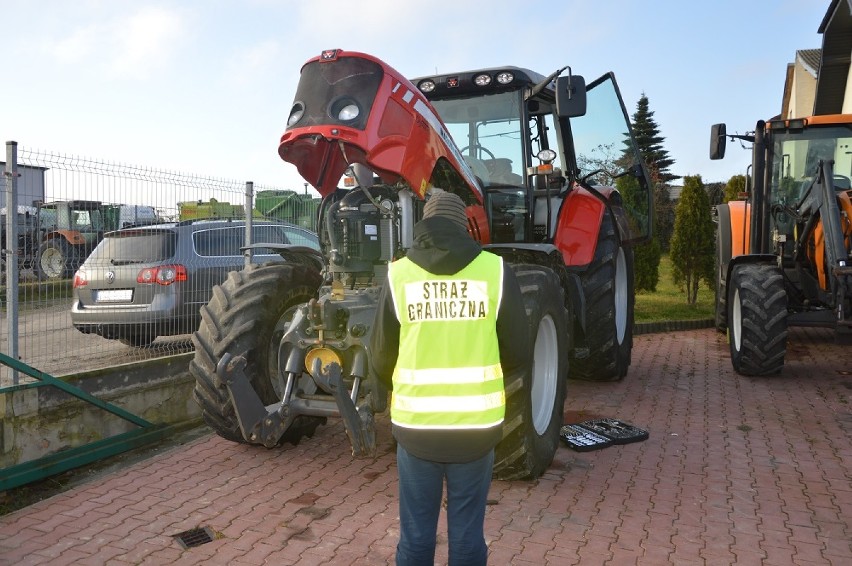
[634,254,715,324]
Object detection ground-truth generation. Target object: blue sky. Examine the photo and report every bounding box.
[2,0,830,192]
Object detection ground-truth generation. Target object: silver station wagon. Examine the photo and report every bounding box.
[70,219,319,346]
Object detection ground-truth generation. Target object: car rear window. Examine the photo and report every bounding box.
[193,225,317,257]
[89,230,177,263]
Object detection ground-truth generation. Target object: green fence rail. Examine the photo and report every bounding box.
[0,352,171,491]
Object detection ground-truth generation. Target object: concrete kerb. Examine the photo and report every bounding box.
[0,352,199,469]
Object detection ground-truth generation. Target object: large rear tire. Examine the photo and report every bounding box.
[571,210,634,381]
[190,262,324,444]
[494,265,569,481]
[728,263,788,376]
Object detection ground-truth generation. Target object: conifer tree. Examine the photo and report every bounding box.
[629,94,676,184]
[670,175,715,304]
[623,94,676,289]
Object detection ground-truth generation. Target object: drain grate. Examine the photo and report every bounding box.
[173,527,216,549]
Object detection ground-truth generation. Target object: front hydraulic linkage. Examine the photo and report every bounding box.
[218,352,377,457]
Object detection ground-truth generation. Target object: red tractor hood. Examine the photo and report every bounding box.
[278,49,482,202]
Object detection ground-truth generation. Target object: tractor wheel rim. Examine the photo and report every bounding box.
[614,248,627,344]
[732,288,742,351]
[531,314,558,435]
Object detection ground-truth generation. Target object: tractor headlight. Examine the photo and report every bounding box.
[338,104,360,121]
[287,102,305,127]
[329,97,360,122]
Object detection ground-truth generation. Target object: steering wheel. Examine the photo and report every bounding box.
[460,144,496,160]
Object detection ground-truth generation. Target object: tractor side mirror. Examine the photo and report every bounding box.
[555,75,587,118]
[710,123,727,160]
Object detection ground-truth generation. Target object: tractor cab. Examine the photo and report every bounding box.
[413,66,653,256]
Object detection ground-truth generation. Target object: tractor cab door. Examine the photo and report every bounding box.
[566,73,653,245]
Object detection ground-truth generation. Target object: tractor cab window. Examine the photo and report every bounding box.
[39,208,57,231]
[767,125,852,252]
[432,90,530,243]
[770,126,852,204]
[72,209,106,232]
[431,91,525,189]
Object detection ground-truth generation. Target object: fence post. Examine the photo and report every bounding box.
[4,141,20,384]
[244,181,254,269]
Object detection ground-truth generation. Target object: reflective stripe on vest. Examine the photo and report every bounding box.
[387,251,505,430]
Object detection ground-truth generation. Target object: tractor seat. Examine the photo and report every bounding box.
[484,158,523,185]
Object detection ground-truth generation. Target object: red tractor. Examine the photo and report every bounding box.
[191,50,653,479]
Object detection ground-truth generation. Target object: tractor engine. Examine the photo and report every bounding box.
[261,180,418,453]
[318,182,416,288]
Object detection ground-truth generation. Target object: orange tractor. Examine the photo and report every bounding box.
[711,115,852,375]
[191,50,653,479]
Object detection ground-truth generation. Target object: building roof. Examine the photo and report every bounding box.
[798,49,822,78]
[814,0,852,114]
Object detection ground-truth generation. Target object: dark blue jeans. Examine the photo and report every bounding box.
[395,444,494,566]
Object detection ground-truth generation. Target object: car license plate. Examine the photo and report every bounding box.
[94,289,133,302]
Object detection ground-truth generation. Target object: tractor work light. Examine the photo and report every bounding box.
[474,73,492,86]
[786,118,806,131]
[496,71,514,84]
[537,148,557,163]
[769,118,807,132]
[418,79,436,93]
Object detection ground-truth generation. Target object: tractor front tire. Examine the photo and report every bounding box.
[570,210,634,381]
[191,262,323,444]
[494,265,569,481]
[727,263,788,376]
[37,239,74,280]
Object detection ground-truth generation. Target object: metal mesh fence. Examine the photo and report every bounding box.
[2,143,321,385]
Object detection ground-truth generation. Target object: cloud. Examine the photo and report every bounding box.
[108,6,186,79]
[225,39,283,86]
[49,25,100,62]
[43,5,187,80]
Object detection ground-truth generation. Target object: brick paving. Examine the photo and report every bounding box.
[1,327,850,565]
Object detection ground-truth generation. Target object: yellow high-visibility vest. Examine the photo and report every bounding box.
[387,251,505,430]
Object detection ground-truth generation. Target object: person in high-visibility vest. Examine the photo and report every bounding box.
[371,190,530,566]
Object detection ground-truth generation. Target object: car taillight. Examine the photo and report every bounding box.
[73,271,87,288]
[137,265,188,286]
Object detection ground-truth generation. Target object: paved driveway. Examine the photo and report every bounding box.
[1,327,850,565]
